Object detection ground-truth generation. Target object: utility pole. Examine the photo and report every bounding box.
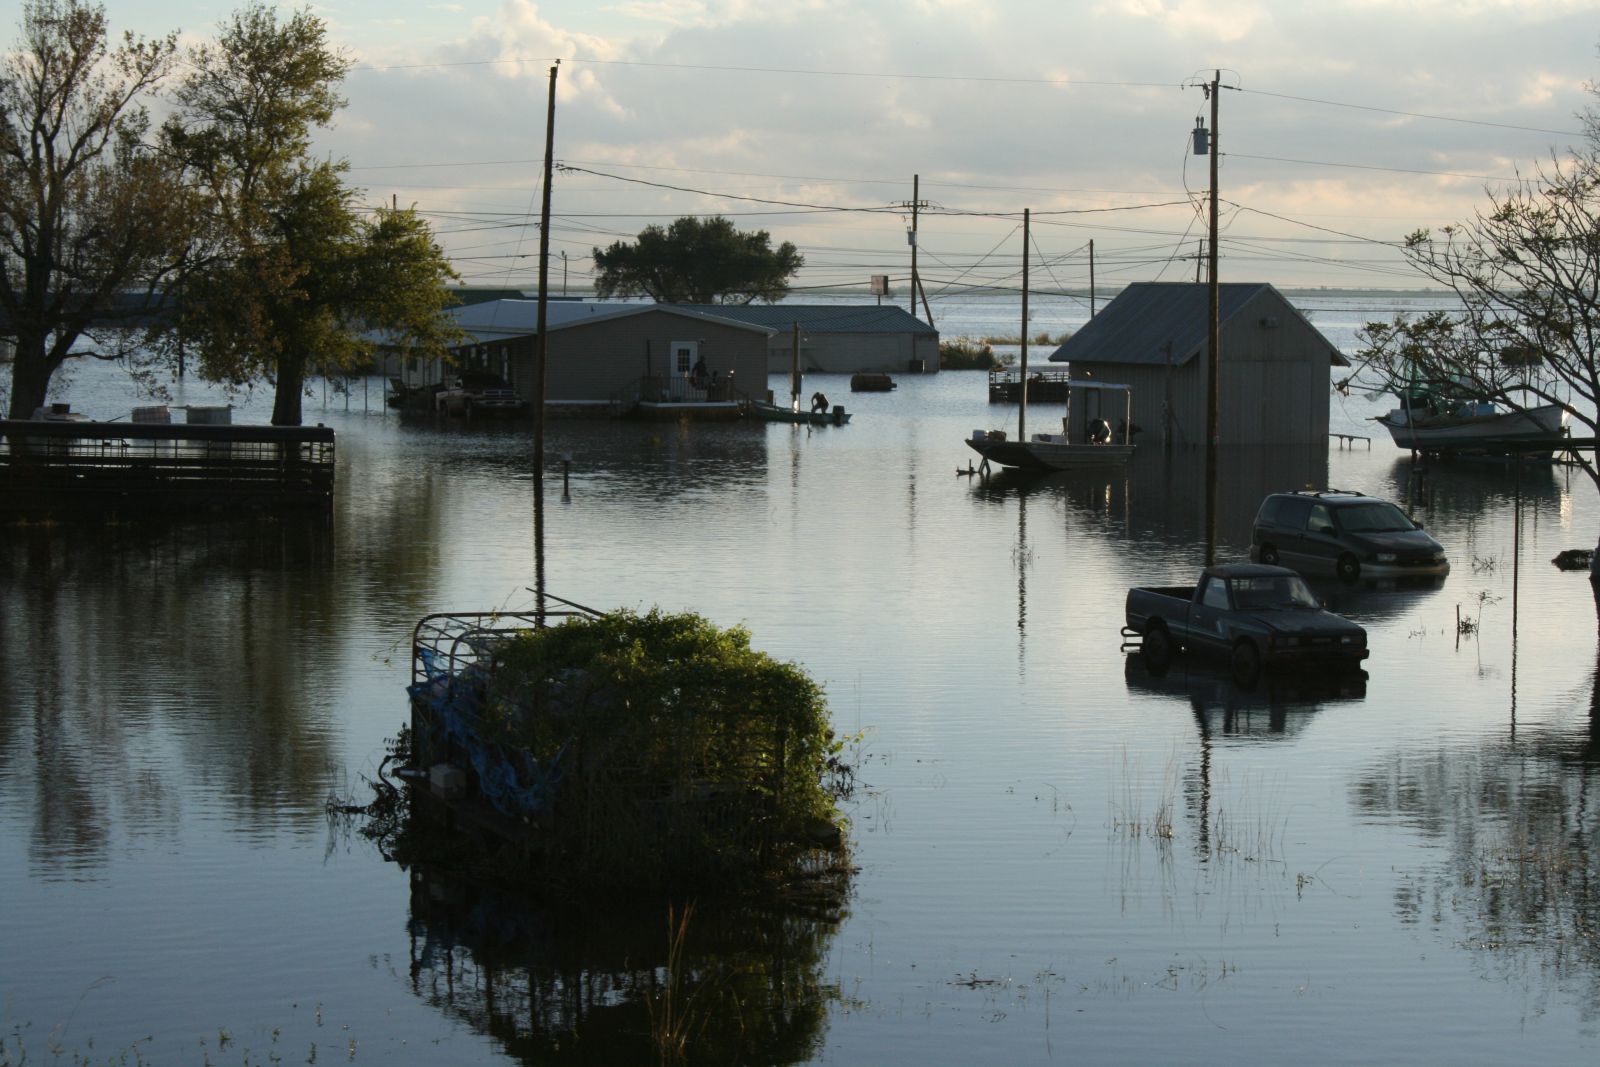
[1020,208,1030,443]
[898,175,929,323]
[560,250,567,297]
[534,60,558,614]
[1088,238,1096,318]
[1205,69,1220,567]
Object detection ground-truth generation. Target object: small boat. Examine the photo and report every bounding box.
[1372,382,1568,455]
[965,380,1135,470]
[751,401,851,426]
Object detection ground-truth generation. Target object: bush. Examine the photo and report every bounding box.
[479,608,848,897]
[939,338,998,370]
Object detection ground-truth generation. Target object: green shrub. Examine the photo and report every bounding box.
[480,608,847,897]
[939,338,998,370]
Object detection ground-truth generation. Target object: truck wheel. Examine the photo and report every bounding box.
[1258,543,1279,566]
[1336,554,1361,582]
[1231,639,1262,686]
[1142,622,1172,665]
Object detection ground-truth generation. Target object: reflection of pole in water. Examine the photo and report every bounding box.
[1190,698,1213,860]
[1016,490,1028,639]
[1512,457,1521,736]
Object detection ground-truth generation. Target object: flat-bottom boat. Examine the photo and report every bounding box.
[751,401,851,426]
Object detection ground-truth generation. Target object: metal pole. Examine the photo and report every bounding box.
[910,174,919,320]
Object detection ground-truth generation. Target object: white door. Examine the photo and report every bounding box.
[669,341,698,395]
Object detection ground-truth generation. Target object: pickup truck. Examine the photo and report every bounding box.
[1125,563,1368,679]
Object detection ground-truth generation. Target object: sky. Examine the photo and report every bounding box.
[59,1,1600,301]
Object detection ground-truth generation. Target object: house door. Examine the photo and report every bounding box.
[669,341,698,396]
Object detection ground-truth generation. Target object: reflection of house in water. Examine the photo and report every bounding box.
[974,443,1331,556]
[403,870,841,1064]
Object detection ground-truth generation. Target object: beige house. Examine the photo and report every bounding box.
[1046,282,1348,447]
[397,300,774,413]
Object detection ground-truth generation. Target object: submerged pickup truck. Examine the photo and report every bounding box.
[1125,563,1368,679]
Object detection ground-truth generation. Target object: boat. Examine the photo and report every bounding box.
[1372,382,1568,455]
[963,211,1134,472]
[750,400,851,426]
[965,379,1135,470]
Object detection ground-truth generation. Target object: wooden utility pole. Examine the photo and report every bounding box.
[900,176,929,323]
[534,60,558,612]
[1204,69,1221,567]
[1089,238,1097,318]
[1020,208,1030,443]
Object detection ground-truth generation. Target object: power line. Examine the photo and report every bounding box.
[1240,87,1582,138]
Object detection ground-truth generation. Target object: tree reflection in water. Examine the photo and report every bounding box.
[1352,600,1600,1019]
[403,870,843,1064]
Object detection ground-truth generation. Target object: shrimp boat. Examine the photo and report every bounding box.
[1373,382,1568,456]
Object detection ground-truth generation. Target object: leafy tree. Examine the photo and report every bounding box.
[592,215,804,304]
[160,4,460,425]
[0,0,187,419]
[1354,82,1600,575]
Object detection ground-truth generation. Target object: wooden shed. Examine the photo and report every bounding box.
[1046,282,1347,447]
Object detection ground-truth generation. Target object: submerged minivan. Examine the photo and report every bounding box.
[1249,490,1449,581]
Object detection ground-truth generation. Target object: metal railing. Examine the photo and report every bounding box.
[0,419,335,513]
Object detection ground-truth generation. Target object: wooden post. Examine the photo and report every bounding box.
[1204,69,1221,568]
[534,61,559,614]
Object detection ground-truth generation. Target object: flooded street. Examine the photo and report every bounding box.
[4,294,1599,1062]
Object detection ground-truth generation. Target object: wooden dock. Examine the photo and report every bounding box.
[0,419,335,517]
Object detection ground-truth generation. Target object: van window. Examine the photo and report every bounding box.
[1261,495,1311,529]
[1309,503,1334,534]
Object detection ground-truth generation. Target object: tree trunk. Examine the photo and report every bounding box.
[6,331,55,419]
[271,352,307,426]
[1592,530,1600,583]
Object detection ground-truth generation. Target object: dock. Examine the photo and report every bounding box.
[0,419,335,517]
[988,368,1073,404]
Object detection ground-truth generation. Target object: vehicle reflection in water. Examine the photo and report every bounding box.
[1123,651,1367,741]
[1305,571,1448,626]
[403,871,841,1066]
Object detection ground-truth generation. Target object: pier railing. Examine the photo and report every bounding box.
[0,419,335,514]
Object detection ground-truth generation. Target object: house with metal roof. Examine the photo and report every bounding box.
[677,304,940,375]
[1046,282,1348,447]
[392,299,774,416]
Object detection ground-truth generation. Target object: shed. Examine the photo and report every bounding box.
[398,300,773,413]
[677,304,940,375]
[1046,282,1348,447]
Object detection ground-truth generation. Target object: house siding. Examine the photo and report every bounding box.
[1064,286,1337,447]
[494,310,769,404]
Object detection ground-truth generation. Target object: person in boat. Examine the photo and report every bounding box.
[811,391,829,413]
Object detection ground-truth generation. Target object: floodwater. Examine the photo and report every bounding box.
[4,292,1599,1063]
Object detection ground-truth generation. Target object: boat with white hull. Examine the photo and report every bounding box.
[1374,394,1568,455]
[966,379,1135,471]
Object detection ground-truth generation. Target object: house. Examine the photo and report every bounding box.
[676,304,940,375]
[1046,282,1348,447]
[393,300,774,415]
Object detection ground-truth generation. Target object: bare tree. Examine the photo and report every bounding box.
[1355,87,1600,576]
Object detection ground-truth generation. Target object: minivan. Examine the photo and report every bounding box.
[1249,490,1449,581]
